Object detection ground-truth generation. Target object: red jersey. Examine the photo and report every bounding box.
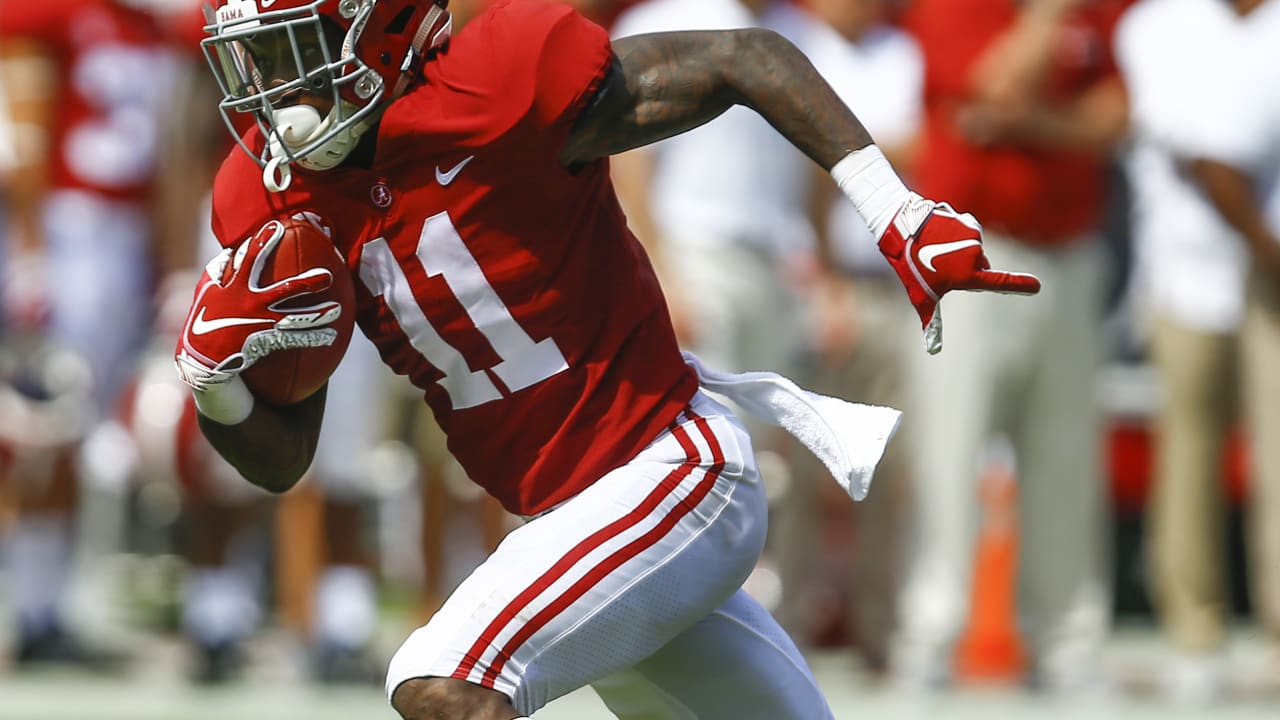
[210,0,697,515]
[0,0,172,202]
[905,0,1125,245]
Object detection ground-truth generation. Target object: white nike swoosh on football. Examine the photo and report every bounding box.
[435,155,475,186]
[918,239,981,272]
[191,308,274,336]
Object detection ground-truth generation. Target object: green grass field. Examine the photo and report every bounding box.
[1,625,1277,720]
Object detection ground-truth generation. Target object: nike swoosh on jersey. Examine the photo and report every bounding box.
[918,239,982,272]
[435,155,475,186]
[191,308,274,336]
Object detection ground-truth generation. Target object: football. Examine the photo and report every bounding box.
[239,213,357,406]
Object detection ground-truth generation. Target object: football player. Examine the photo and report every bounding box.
[177,0,1041,717]
[154,6,397,684]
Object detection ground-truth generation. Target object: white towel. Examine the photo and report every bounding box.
[683,351,902,501]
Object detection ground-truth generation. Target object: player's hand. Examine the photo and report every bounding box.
[877,193,1041,354]
[807,269,863,367]
[173,220,341,391]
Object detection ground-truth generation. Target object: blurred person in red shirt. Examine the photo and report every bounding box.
[1114,0,1279,702]
[774,0,925,670]
[890,0,1128,693]
[0,0,179,669]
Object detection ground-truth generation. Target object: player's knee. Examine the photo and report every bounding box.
[390,676,517,720]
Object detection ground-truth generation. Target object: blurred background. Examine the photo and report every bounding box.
[1,0,1278,717]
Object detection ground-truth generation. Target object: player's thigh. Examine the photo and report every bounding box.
[592,589,833,720]
[385,391,767,716]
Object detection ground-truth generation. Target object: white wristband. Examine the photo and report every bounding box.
[192,375,255,425]
[830,145,911,240]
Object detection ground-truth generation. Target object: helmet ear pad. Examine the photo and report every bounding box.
[338,2,423,98]
[347,0,453,100]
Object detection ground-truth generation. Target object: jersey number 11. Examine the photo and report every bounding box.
[360,211,569,409]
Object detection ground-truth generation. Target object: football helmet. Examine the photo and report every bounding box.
[202,0,452,191]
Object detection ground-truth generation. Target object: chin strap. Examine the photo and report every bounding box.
[261,101,372,192]
[393,4,452,99]
[263,154,293,193]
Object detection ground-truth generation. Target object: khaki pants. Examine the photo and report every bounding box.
[773,275,915,667]
[1152,270,1280,652]
[1243,270,1280,642]
[892,233,1110,685]
[1147,313,1236,652]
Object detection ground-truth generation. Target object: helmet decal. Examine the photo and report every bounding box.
[215,0,260,27]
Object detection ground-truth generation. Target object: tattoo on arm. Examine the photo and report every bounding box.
[561,29,875,170]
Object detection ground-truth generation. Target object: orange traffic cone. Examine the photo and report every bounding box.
[954,457,1025,683]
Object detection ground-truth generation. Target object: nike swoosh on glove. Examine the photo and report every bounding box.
[877,194,1042,354]
[174,218,342,391]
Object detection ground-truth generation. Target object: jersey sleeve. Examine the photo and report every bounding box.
[407,0,613,147]
[485,0,614,133]
[532,5,613,130]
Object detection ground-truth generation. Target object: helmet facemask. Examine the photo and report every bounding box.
[203,0,453,191]
[203,0,386,191]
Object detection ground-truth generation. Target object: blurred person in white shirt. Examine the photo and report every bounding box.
[0,0,178,668]
[1184,0,1280,696]
[769,0,923,669]
[610,0,814,373]
[1113,0,1264,703]
[608,0,816,619]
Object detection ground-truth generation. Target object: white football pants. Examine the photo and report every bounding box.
[386,391,832,718]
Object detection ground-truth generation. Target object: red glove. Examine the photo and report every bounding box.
[878,194,1041,354]
[174,219,342,391]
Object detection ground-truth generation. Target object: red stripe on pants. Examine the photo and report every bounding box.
[451,413,705,682]
[478,411,728,688]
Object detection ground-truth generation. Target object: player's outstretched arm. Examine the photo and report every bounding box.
[563,29,1041,354]
[562,29,872,170]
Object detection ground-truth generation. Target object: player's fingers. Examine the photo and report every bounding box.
[274,301,342,329]
[923,308,943,355]
[965,268,1042,295]
[233,221,287,281]
[913,297,938,330]
[269,267,335,301]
